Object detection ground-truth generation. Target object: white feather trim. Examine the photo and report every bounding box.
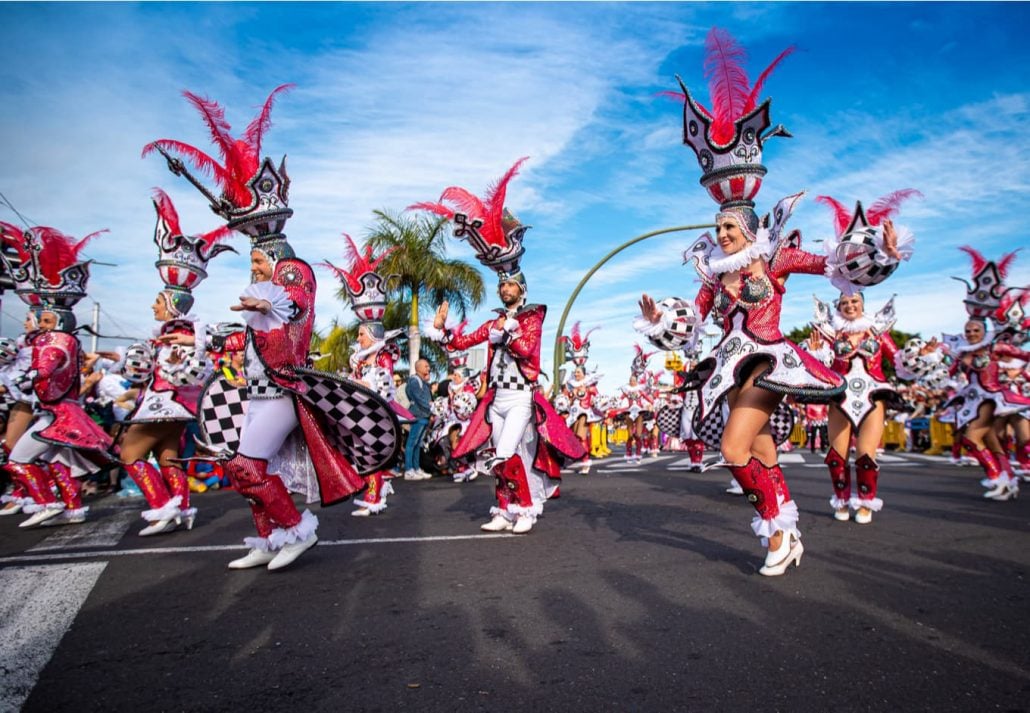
[240,282,293,331]
[848,496,884,512]
[422,323,446,342]
[750,497,800,539]
[707,231,774,275]
[244,535,273,552]
[141,495,183,522]
[267,509,319,549]
[831,314,875,333]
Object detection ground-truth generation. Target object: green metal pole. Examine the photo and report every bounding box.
[552,223,715,391]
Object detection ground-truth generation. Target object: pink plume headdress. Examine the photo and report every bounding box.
[561,321,599,366]
[319,234,398,325]
[143,85,295,244]
[409,158,531,288]
[664,28,794,212]
[954,246,1020,322]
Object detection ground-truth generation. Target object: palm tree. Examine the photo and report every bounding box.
[361,209,486,367]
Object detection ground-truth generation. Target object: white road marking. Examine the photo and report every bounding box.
[28,510,137,552]
[0,533,519,565]
[0,562,107,712]
[778,453,805,464]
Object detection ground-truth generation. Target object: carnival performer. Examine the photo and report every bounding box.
[677,351,706,470]
[321,235,414,516]
[0,326,36,516]
[428,356,483,482]
[636,28,910,575]
[113,190,235,536]
[145,85,400,569]
[414,158,586,534]
[563,366,602,474]
[619,346,656,463]
[802,193,933,523]
[993,290,1030,478]
[941,249,1030,501]
[0,223,117,528]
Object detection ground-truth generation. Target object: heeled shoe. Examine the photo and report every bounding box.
[854,507,873,524]
[267,534,318,571]
[139,518,178,536]
[228,548,277,569]
[984,481,1019,501]
[758,532,803,576]
[177,509,197,531]
[833,507,850,522]
[725,479,744,496]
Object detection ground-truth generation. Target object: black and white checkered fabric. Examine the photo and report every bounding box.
[648,298,700,352]
[196,374,249,455]
[490,369,532,392]
[693,400,794,449]
[294,367,402,476]
[247,378,284,400]
[835,228,898,288]
[655,404,682,437]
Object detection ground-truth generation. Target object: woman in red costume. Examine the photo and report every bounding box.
[415,158,586,534]
[321,235,414,516]
[618,347,655,464]
[146,85,401,570]
[0,319,39,516]
[942,248,1030,501]
[804,191,932,524]
[563,365,602,474]
[0,223,116,528]
[636,29,909,575]
[118,190,235,536]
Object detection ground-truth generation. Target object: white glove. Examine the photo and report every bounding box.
[503,318,520,336]
[489,328,506,344]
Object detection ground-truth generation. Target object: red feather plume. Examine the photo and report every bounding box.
[745,46,796,112]
[866,189,922,226]
[152,188,183,236]
[32,226,106,285]
[997,250,1020,279]
[0,221,31,263]
[959,246,988,275]
[704,28,749,144]
[320,233,397,294]
[815,195,853,237]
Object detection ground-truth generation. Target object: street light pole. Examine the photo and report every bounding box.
[551,223,715,391]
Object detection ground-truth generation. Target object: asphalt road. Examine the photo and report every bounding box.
[1,450,1028,712]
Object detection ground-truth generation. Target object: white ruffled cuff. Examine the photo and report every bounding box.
[829,495,850,511]
[505,502,543,517]
[241,282,294,331]
[488,506,514,521]
[849,496,884,512]
[23,501,65,515]
[632,301,700,352]
[141,495,183,522]
[244,535,273,552]
[267,509,319,550]
[750,497,799,538]
[809,344,834,367]
[422,323,447,343]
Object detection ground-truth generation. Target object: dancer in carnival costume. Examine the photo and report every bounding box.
[619,346,656,463]
[320,235,414,516]
[636,28,910,575]
[414,158,587,534]
[0,223,116,528]
[941,248,1030,501]
[560,322,603,472]
[116,190,235,536]
[993,290,1030,478]
[145,85,402,569]
[805,191,937,523]
[0,323,37,516]
[428,352,484,482]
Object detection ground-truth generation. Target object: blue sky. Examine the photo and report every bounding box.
[2,2,1028,392]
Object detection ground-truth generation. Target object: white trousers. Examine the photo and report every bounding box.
[489,389,556,516]
[238,396,299,460]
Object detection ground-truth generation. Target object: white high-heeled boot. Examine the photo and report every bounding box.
[758,530,803,576]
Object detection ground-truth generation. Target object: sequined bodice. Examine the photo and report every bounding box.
[711,272,784,342]
[830,331,889,382]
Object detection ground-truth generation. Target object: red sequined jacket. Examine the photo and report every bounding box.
[442,304,545,384]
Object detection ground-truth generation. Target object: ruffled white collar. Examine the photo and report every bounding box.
[707,231,773,275]
[831,314,875,334]
[955,335,994,354]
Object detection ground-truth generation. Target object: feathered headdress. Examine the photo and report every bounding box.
[561,321,599,367]
[953,246,1020,322]
[0,221,105,330]
[142,85,295,250]
[150,189,236,317]
[319,234,397,335]
[665,28,794,214]
[409,158,531,290]
[815,189,920,294]
[631,344,656,378]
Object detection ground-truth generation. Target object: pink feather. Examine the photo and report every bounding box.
[997,250,1020,279]
[182,91,236,164]
[814,195,853,237]
[242,84,295,157]
[406,201,455,220]
[745,46,795,112]
[959,246,988,275]
[866,189,922,226]
[703,28,749,144]
[151,188,183,236]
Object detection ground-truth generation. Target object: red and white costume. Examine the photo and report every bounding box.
[416,159,587,530]
[0,223,115,527]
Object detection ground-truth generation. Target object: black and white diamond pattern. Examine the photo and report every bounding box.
[693,400,794,449]
[655,404,682,437]
[196,375,249,455]
[294,367,402,475]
